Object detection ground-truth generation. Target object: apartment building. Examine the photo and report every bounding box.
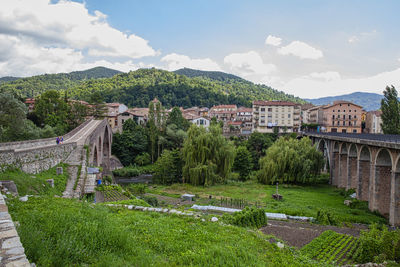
[252,100,298,133]
[209,105,237,122]
[365,110,383,134]
[322,100,363,133]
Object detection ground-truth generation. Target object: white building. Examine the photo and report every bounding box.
[191,116,210,128]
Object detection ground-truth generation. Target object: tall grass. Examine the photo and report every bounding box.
[8,197,324,266]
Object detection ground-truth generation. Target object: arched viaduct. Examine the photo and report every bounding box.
[306,132,400,226]
[0,118,113,197]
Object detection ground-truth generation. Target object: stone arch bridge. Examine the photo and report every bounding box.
[305,132,400,226]
[0,119,113,197]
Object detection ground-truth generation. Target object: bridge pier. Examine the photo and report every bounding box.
[305,133,400,226]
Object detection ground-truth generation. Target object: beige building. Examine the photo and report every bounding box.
[252,100,298,133]
[209,105,237,122]
[321,100,363,133]
[365,110,383,134]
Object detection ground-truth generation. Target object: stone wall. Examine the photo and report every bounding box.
[348,157,358,189]
[358,160,370,201]
[0,194,30,266]
[0,143,76,174]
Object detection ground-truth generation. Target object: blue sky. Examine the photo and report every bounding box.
[1,0,400,98]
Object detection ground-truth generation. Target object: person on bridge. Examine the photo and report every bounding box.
[60,136,64,144]
[56,136,60,145]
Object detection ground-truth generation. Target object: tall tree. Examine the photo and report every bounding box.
[0,93,27,142]
[166,107,190,130]
[233,146,253,181]
[182,124,235,186]
[33,90,69,134]
[89,91,107,118]
[381,85,400,134]
[112,119,148,166]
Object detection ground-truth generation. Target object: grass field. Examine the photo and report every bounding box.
[0,164,69,196]
[148,180,386,225]
[8,197,326,267]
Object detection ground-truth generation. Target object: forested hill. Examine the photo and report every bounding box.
[174,68,245,82]
[0,67,121,98]
[69,68,305,108]
[0,76,20,84]
[306,92,383,111]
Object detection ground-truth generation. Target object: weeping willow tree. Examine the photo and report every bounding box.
[257,137,324,184]
[182,124,235,186]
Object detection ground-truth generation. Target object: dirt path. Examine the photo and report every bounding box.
[260,220,368,248]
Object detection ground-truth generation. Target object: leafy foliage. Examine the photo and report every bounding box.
[257,137,324,184]
[233,146,253,181]
[246,132,276,169]
[353,224,400,263]
[182,124,235,186]
[153,149,184,185]
[112,119,149,166]
[222,206,267,228]
[381,85,400,134]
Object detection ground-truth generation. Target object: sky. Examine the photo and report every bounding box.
[1,0,400,98]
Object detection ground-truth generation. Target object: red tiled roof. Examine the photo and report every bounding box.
[211,104,237,109]
[227,121,243,126]
[253,100,295,106]
[237,107,252,112]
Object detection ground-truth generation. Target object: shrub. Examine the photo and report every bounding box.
[126,184,147,195]
[141,196,158,207]
[316,209,338,226]
[223,207,267,228]
[353,224,400,263]
[113,166,140,177]
[134,153,151,166]
[153,149,183,185]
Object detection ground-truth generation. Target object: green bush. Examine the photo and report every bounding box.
[134,153,151,166]
[113,165,155,177]
[141,196,158,207]
[126,184,147,195]
[223,207,267,228]
[316,209,338,226]
[353,224,400,263]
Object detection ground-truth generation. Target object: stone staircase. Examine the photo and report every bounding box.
[63,146,83,198]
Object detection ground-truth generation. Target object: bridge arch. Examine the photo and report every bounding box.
[103,126,111,160]
[373,148,392,217]
[331,141,340,186]
[358,145,371,201]
[392,157,400,225]
[339,143,348,188]
[348,144,358,190]
[93,145,98,167]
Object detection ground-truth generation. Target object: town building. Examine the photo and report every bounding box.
[106,103,128,133]
[252,100,297,133]
[365,110,383,134]
[321,100,363,133]
[24,98,35,113]
[191,116,210,128]
[209,105,237,122]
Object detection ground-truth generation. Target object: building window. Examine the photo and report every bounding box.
[348,104,350,106]
[354,110,356,112]
[268,108,272,112]
[332,115,335,119]
[338,114,340,118]
[261,108,265,112]
[353,129,357,133]
[340,104,342,106]
[343,121,346,126]
[343,110,346,112]
[338,110,340,112]
[115,119,118,126]
[260,120,265,124]
[354,115,357,118]
[333,110,335,112]
[288,114,291,118]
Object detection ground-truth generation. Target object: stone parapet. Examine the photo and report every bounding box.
[0,194,30,267]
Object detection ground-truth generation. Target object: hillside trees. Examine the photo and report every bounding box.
[257,137,324,184]
[89,91,107,118]
[182,124,235,186]
[0,93,28,142]
[380,85,400,134]
[112,119,149,166]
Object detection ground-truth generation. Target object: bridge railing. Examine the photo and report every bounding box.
[304,131,400,144]
[0,118,93,151]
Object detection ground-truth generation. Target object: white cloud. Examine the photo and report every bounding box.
[265,35,282,46]
[224,51,276,76]
[277,68,400,99]
[307,71,341,82]
[161,53,221,71]
[0,0,157,76]
[348,30,377,44]
[278,41,323,59]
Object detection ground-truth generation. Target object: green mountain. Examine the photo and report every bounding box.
[174,68,245,82]
[305,92,383,111]
[69,68,305,108]
[0,67,121,98]
[0,76,20,84]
